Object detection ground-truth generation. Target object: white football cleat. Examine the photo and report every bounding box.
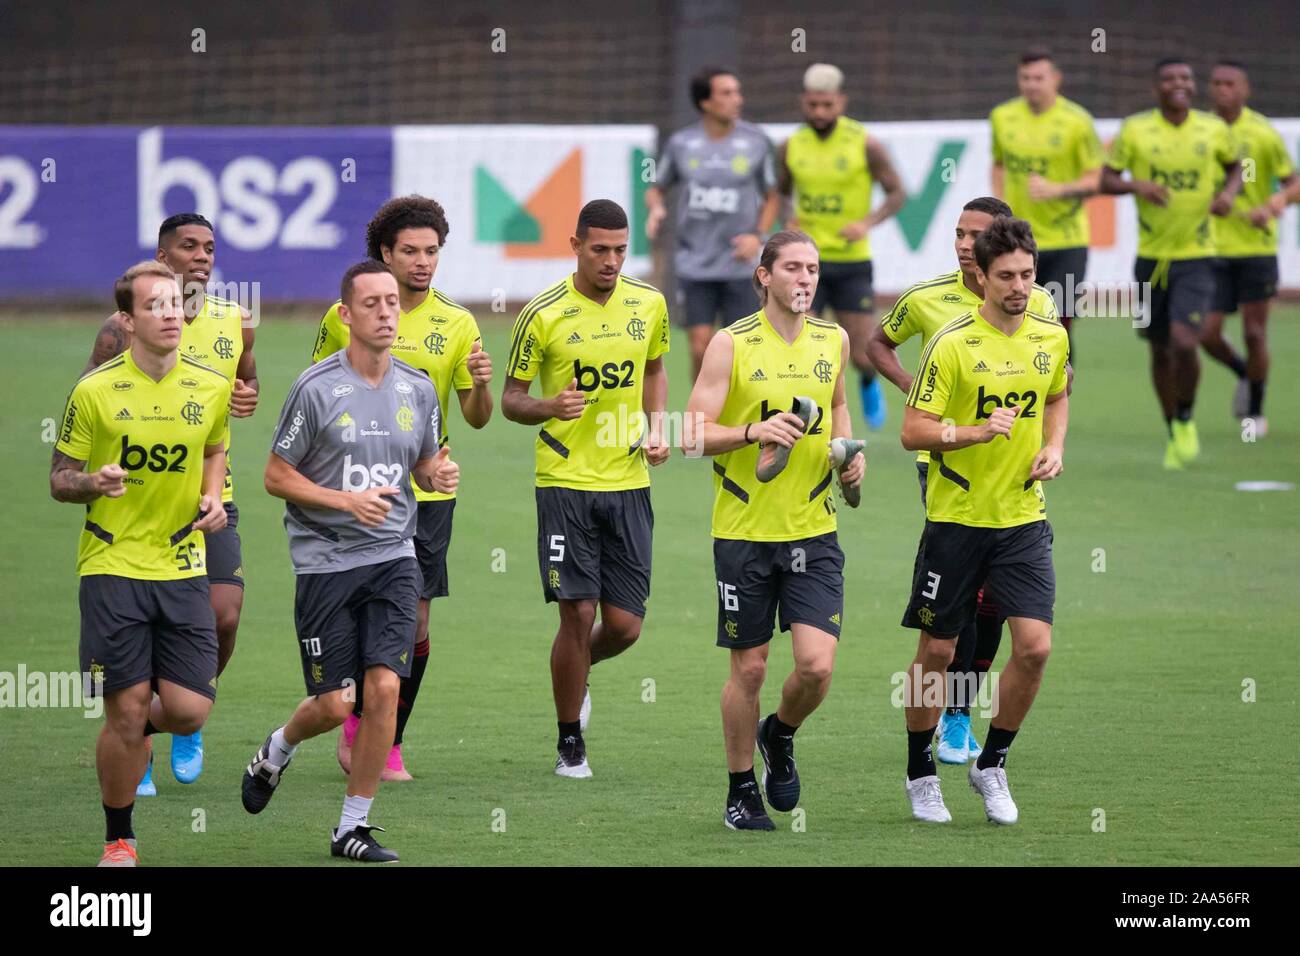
[969,763,1019,825]
[905,775,952,823]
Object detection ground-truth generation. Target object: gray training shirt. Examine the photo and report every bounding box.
[270,350,440,575]
[656,119,776,281]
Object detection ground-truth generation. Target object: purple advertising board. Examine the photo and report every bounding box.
[0,126,393,302]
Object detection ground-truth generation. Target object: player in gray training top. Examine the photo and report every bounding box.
[240,260,460,863]
[646,67,780,382]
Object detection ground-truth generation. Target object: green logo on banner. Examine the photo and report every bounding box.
[895,140,967,252]
[475,166,540,243]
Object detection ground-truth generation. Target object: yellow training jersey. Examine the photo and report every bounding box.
[1213,107,1295,258]
[881,270,1059,463]
[506,274,670,491]
[178,294,243,503]
[313,288,481,502]
[711,311,843,541]
[906,310,1069,529]
[57,350,231,579]
[1107,109,1236,261]
[785,117,873,263]
[990,96,1104,251]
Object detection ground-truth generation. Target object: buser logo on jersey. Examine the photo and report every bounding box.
[342,455,404,492]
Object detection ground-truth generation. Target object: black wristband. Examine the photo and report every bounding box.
[744,422,753,444]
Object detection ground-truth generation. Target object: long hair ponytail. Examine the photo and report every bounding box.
[752,229,818,303]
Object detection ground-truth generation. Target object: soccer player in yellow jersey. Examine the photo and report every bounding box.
[503,200,671,778]
[991,48,1104,351]
[52,262,231,865]
[869,196,1062,766]
[1102,58,1242,470]
[81,213,259,791]
[898,217,1069,826]
[313,196,493,782]
[1201,61,1297,435]
[778,63,906,431]
[686,231,864,830]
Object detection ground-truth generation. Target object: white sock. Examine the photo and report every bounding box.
[269,727,297,767]
[338,794,373,836]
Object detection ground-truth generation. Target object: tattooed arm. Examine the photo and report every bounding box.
[83,313,130,374]
[50,449,126,503]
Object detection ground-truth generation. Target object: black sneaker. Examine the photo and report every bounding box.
[724,785,776,831]
[331,824,399,863]
[756,714,800,812]
[555,733,592,779]
[241,731,290,814]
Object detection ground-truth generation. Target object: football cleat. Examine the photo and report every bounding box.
[756,715,801,812]
[555,734,592,779]
[937,711,971,764]
[755,396,816,482]
[97,838,138,867]
[969,763,1019,825]
[724,786,776,831]
[336,712,359,776]
[1171,419,1200,463]
[380,744,413,783]
[905,775,952,823]
[331,824,399,863]
[242,731,291,814]
[171,730,203,784]
[862,377,887,431]
[136,739,156,798]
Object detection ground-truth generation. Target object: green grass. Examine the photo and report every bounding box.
[2,305,1298,866]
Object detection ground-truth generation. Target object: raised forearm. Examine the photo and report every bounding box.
[51,466,100,503]
[900,414,986,453]
[501,387,555,426]
[461,385,494,429]
[1043,395,1068,451]
[264,454,350,513]
[202,445,226,502]
[866,329,912,394]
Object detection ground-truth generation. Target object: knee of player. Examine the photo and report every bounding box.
[364,668,401,708]
[1017,637,1052,672]
[732,657,767,694]
[165,703,212,737]
[796,657,834,687]
[105,695,151,736]
[321,690,359,725]
[559,600,597,635]
[920,636,957,670]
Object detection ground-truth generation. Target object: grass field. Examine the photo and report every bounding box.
[3,304,1298,867]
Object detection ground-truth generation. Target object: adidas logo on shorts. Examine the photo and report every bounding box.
[566,332,583,344]
[749,369,767,382]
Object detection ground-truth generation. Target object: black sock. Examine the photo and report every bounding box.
[906,727,938,780]
[769,714,798,738]
[557,720,581,749]
[1228,355,1248,378]
[142,719,158,737]
[948,618,977,710]
[976,725,1018,770]
[104,802,134,842]
[393,637,430,746]
[860,370,875,388]
[973,604,1003,690]
[1164,415,1174,436]
[1248,380,1265,417]
[1175,402,1194,422]
[728,768,757,798]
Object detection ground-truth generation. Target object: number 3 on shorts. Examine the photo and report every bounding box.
[549,534,566,562]
[921,571,941,600]
[717,581,738,611]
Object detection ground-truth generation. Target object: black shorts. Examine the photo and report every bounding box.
[1212,255,1279,314]
[415,498,456,600]
[902,520,1055,638]
[535,486,653,618]
[1035,247,1088,319]
[205,502,243,588]
[713,532,844,649]
[293,557,420,696]
[812,260,874,316]
[79,575,218,700]
[1135,257,1215,345]
[677,278,757,328]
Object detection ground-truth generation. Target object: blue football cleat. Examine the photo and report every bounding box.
[861,377,887,431]
[936,711,970,764]
[136,750,157,798]
[171,730,204,784]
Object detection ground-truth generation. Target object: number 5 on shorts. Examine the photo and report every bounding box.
[549,534,566,563]
[717,581,738,611]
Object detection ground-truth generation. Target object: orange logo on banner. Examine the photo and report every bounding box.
[505,149,582,259]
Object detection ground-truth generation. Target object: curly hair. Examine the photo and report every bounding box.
[365,195,449,261]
